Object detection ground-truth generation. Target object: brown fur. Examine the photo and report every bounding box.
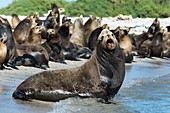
[129,32,150,50]
[147,18,160,39]
[0,17,16,67]
[13,16,37,44]
[70,18,85,46]
[88,24,109,50]
[0,37,7,69]
[11,14,20,29]
[114,27,133,62]
[84,15,102,46]
[33,12,40,21]
[24,25,44,45]
[13,29,125,103]
[150,29,169,58]
[15,44,49,61]
[138,39,152,58]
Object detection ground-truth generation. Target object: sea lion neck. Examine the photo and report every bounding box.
[96,43,125,93]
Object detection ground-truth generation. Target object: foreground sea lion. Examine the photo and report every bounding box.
[12,29,125,103]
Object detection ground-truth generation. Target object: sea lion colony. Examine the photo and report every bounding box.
[0,3,170,103]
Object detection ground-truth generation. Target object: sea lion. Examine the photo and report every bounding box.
[70,17,85,46]
[83,15,102,46]
[45,3,60,28]
[150,29,168,58]
[129,31,150,50]
[12,52,49,70]
[58,22,92,60]
[0,17,16,68]
[13,16,36,44]
[24,25,44,45]
[113,27,133,63]
[137,39,152,58]
[0,37,7,69]
[42,40,65,63]
[147,18,160,39]
[12,44,50,69]
[12,29,125,103]
[41,27,65,63]
[119,28,133,63]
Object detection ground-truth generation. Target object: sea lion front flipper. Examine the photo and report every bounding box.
[12,90,31,101]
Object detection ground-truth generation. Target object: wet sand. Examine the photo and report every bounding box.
[0,57,170,113]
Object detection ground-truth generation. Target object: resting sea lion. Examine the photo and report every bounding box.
[12,29,125,103]
[150,29,168,58]
[12,52,49,70]
[12,44,50,69]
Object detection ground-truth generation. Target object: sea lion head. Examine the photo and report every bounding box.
[32,25,43,34]
[98,29,118,50]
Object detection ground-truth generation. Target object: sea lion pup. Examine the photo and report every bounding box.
[11,14,20,29]
[150,29,169,58]
[0,37,7,69]
[12,29,125,103]
[41,28,65,63]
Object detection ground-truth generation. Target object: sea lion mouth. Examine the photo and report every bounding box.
[106,38,115,49]
[107,38,114,44]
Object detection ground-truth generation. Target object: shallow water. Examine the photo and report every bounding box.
[0,57,170,113]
